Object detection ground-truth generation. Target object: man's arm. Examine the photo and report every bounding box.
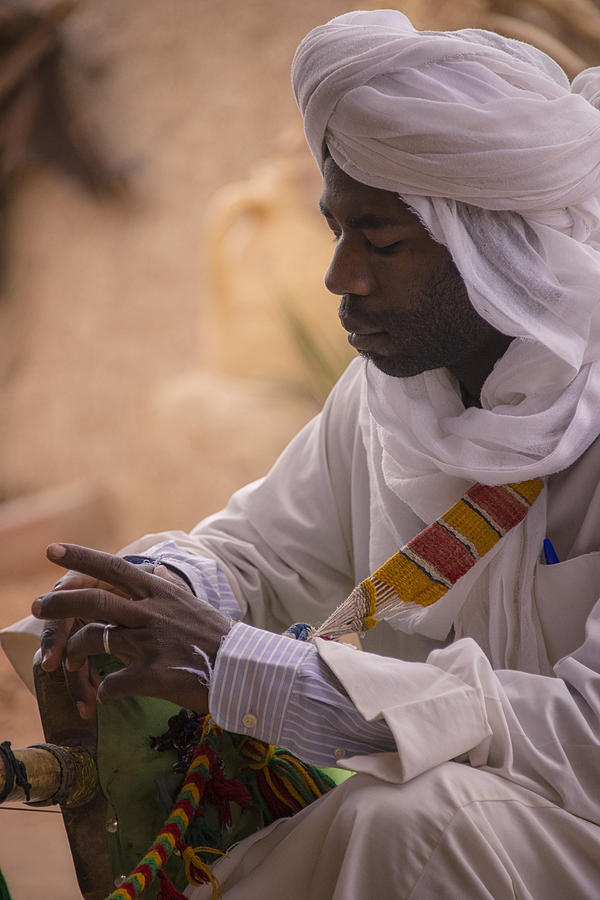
[37,360,365,715]
[209,604,600,823]
[209,622,397,764]
[35,538,600,833]
[113,358,365,633]
[315,613,600,826]
[34,543,401,766]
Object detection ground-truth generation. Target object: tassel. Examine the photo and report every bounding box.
[105,715,337,900]
[203,760,252,829]
[182,846,224,898]
[156,871,187,900]
[236,737,335,820]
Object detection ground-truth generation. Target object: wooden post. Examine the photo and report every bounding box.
[0,743,97,805]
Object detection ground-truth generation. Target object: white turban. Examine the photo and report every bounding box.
[292,9,600,486]
[292,11,600,670]
[293,10,600,218]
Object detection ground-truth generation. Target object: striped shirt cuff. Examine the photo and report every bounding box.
[125,540,240,619]
[210,621,396,766]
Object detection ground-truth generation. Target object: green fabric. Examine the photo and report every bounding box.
[95,657,187,897]
[0,867,11,900]
[95,654,351,897]
[321,766,354,786]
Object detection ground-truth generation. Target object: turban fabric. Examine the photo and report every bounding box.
[292,11,600,669]
[292,9,600,483]
[293,10,600,218]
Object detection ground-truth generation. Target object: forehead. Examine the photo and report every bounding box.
[319,156,420,227]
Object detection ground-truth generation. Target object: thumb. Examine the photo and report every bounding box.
[53,571,96,590]
[153,565,190,590]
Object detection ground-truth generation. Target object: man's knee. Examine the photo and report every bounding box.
[330,760,511,834]
[325,763,599,899]
[323,763,542,879]
[322,764,483,871]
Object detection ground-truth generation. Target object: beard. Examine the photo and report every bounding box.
[340,259,503,379]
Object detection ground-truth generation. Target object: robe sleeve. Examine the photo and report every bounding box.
[119,360,365,633]
[317,605,600,825]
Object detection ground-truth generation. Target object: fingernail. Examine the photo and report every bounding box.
[47,543,66,559]
[31,599,42,616]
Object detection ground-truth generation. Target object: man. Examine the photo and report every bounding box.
[28,10,600,898]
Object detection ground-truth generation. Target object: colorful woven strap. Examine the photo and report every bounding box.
[107,744,224,900]
[105,717,337,900]
[310,478,544,641]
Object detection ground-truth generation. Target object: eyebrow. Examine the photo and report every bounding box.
[319,201,411,229]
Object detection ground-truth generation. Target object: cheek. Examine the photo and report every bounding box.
[388,243,452,290]
[377,256,444,317]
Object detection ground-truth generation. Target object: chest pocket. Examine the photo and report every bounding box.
[534,551,600,665]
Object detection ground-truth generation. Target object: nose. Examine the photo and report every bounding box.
[324,237,374,297]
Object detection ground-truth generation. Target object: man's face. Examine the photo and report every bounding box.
[320,157,506,380]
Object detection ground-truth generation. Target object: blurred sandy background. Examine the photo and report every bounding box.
[0,0,598,896]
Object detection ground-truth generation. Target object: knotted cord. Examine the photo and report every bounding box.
[0,742,31,804]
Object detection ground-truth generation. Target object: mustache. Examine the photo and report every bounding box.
[338,295,382,332]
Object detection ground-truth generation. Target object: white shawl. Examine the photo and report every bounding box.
[292,11,600,672]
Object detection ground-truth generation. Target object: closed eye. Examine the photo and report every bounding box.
[325,221,341,242]
[370,240,404,256]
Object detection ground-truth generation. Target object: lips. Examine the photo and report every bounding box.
[339,313,382,335]
[347,330,388,352]
[339,301,389,351]
[340,315,387,351]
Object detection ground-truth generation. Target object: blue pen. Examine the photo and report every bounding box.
[543,538,560,565]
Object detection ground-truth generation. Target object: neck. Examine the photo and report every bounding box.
[449,332,513,407]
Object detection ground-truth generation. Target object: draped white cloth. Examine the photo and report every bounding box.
[292,11,600,667]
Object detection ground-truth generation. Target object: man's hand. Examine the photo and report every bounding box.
[39,568,144,717]
[32,543,233,718]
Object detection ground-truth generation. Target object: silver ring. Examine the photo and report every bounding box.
[102,624,116,655]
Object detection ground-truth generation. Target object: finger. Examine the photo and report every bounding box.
[37,568,134,668]
[63,658,100,720]
[39,617,73,671]
[66,622,139,670]
[53,571,132,598]
[65,623,108,671]
[96,664,209,712]
[53,571,94,590]
[153,565,191,590]
[33,588,147,629]
[46,544,158,599]
[96,665,149,705]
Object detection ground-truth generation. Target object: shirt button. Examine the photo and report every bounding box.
[241,712,257,730]
[333,746,346,760]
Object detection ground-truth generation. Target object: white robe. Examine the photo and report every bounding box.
[4,359,600,896]
[124,359,600,897]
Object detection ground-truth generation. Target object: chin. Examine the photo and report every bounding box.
[359,350,428,378]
